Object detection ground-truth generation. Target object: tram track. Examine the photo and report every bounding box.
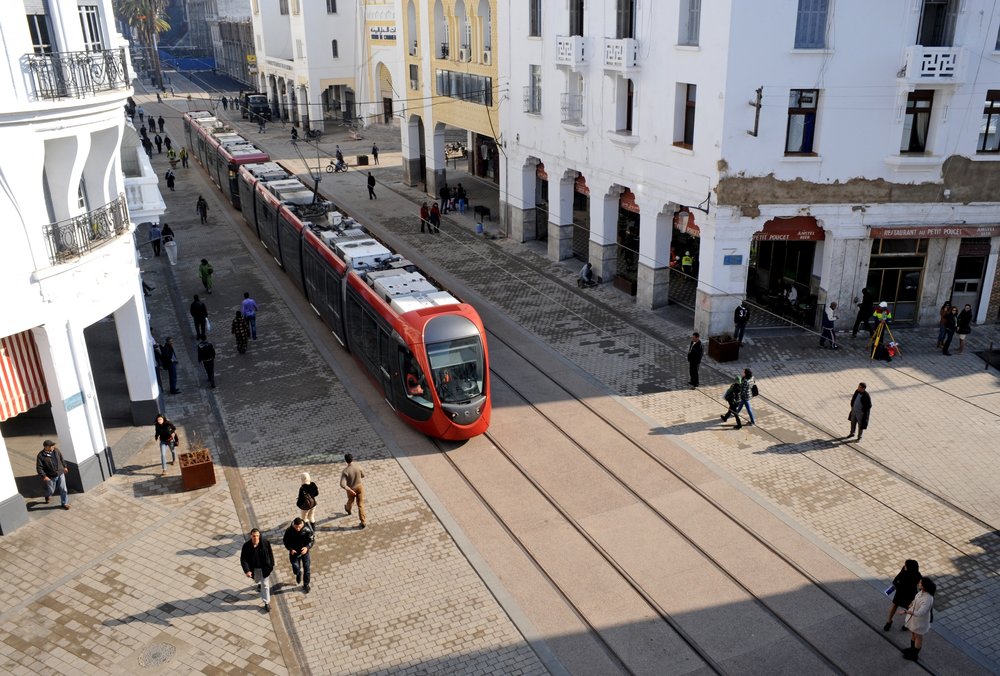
[432,329,940,674]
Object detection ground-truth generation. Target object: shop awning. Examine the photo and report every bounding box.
[870,224,1000,239]
[0,330,49,422]
[754,216,825,241]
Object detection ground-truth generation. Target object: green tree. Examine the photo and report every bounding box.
[113,0,170,91]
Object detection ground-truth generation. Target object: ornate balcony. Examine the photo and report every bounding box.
[604,38,639,72]
[25,48,130,101]
[43,195,130,265]
[899,46,966,84]
[555,36,587,70]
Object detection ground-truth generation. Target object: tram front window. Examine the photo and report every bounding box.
[427,336,484,404]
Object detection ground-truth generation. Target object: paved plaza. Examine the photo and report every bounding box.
[1,80,999,674]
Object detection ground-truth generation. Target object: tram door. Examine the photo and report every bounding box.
[378,328,396,410]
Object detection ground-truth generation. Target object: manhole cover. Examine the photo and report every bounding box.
[138,642,176,668]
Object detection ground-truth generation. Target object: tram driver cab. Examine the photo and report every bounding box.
[424,315,487,427]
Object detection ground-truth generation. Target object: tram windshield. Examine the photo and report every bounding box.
[427,336,485,404]
[399,350,432,408]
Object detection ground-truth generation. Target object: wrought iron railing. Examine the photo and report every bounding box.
[25,48,130,100]
[560,93,583,124]
[43,195,130,264]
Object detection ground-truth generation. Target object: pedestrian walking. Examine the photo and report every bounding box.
[852,287,875,337]
[240,529,275,612]
[154,133,163,153]
[231,311,250,354]
[36,440,70,509]
[847,382,871,440]
[153,414,178,475]
[161,222,175,242]
[198,259,214,294]
[936,301,952,348]
[956,303,972,353]
[241,292,258,339]
[179,147,189,168]
[283,518,314,593]
[899,577,936,662]
[137,105,145,123]
[733,300,750,344]
[419,202,429,233]
[165,169,175,191]
[681,251,694,275]
[439,184,451,213]
[164,135,172,152]
[297,472,319,531]
[221,96,228,111]
[157,115,165,133]
[161,337,179,393]
[156,91,162,103]
[719,377,743,429]
[367,172,377,199]
[819,301,839,348]
[884,559,921,631]
[687,332,703,388]
[148,117,156,134]
[197,339,216,388]
[257,115,266,133]
[167,148,177,164]
[941,305,958,355]
[371,143,379,165]
[340,453,367,528]
[190,294,209,340]
[735,368,757,426]
[149,223,162,256]
[455,183,467,214]
[142,137,153,158]
[429,202,441,234]
[196,196,209,224]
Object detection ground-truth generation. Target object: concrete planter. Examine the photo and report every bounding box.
[179,449,216,491]
[708,336,740,362]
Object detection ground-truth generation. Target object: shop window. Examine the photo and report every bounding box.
[794,0,829,49]
[786,89,819,154]
[978,90,1000,153]
[901,91,933,153]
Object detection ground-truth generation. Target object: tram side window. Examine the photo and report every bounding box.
[347,295,364,353]
[399,350,432,408]
[325,269,341,320]
[362,311,378,367]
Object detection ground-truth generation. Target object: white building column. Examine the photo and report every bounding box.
[297,84,309,129]
[636,200,673,309]
[0,435,29,535]
[694,210,756,337]
[401,115,423,187]
[506,156,537,243]
[114,288,159,424]
[547,169,576,262]
[34,322,110,493]
[978,236,1000,324]
[426,122,447,197]
[590,184,622,283]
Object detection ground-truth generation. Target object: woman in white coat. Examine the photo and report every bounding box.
[899,577,936,661]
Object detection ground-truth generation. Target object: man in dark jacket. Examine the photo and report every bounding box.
[190,294,209,341]
[197,339,216,388]
[852,287,876,338]
[687,332,703,388]
[161,337,179,394]
[240,529,275,611]
[283,518,314,593]
[733,301,750,344]
[848,382,872,441]
[36,440,69,509]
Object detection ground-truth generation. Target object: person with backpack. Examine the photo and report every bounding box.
[734,368,757,426]
[720,377,743,429]
[297,472,320,532]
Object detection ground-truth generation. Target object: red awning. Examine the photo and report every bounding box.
[0,330,49,421]
[870,224,1000,239]
[754,216,825,241]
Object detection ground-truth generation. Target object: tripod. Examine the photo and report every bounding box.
[868,320,900,360]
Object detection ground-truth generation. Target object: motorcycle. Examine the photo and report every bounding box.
[326,158,349,173]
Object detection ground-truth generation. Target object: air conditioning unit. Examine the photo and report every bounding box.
[458,48,468,62]
[483,50,492,65]
[410,79,419,91]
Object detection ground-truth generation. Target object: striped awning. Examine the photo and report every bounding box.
[0,330,49,421]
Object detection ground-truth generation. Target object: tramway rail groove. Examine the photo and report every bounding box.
[463,328,939,675]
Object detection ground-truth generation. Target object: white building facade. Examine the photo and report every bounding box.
[501,0,1000,336]
[0,0,162,533]
[249,0,359,129]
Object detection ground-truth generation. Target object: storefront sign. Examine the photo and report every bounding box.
[753,216,825,242]
[870,225,1000,238]
[724,255,743,265]
[370,25,397,41]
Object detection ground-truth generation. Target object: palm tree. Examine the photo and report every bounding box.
[113,0,170,91]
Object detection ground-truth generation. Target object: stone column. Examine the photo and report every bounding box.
[114,287,160,424]
[297,84,309,130]
[401,115,423,187]
[426,123,447,198]
[921,238,961,325]
[636,201,672,309]
[980,236,1000,324]
[547,169,575,262]
[34,322,110,493]
[506,157,537,243]
[694,210,756,337]
[0,436,29,535]
[590,185,622,283]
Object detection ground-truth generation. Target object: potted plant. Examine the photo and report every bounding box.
[178,432,216,491]
[708,333,740,362]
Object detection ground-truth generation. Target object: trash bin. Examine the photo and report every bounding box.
[356,154,369,166]
[475,222,484,235]
[164,239,178,266]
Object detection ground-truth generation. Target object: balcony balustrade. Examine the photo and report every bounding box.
[43,194,130,265]
[555,36,587,69]
[25,48,130,100]
[900,45,965,84]
[604,38,639,71]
